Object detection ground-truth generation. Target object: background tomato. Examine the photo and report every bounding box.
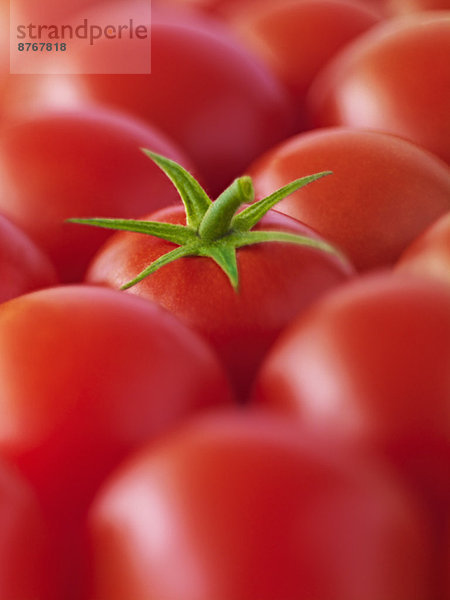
[0,213,57,303]
[396,211,450,286]
[86,411,433,600]
[253,272,450,530]
[308,12,450,164]
[248,128,450,270]
[4,3,297,195]
[0,285,234,599]
[0,107,195,282]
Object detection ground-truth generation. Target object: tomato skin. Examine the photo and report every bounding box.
[0,213,58,303]
[86,411,433,600]
[85,205,353,399]
[0,285,234,598]
[308,12,450,164]
[396,211,450,286]
[253,272,450,521]
[248,127,450,271]
[0,457,55,600]
[0,108,196,282]
[230,0,381,102]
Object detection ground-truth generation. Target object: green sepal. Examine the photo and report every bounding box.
[120,244,196,290]
[231,171,332,232]
[67,217,196,245]
[200,245,239,290]
[141,149,211,229]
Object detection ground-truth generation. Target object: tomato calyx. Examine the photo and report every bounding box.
[69,150,339,291]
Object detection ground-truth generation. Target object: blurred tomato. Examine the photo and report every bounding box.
[86,411,433,600]
[4,2,297,195]
[0,107,195,282]
[308,12,450,164]
[0,285,234,598]
[253,272,450,523]
[248,128,450,270]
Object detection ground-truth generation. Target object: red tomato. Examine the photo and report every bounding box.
[396,211,450,286]
[85,202,352,399]
[86,411,434,600]
[308,12,450,164]
[230,0,381,107]
[0,457,55,600]
[0,108,195,282]
[248,128,450,270]
[0,285,234,598]
[253,272,450,523]
[0,213,57,303]
[4,3,296,195]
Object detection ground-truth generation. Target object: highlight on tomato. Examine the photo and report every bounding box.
[85,410,434,600]
[248,127,450,271]
[0,284,234,599]
[70,151,354,398]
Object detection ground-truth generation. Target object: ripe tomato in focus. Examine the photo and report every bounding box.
[0,213,57,303]
[85,204,353,399]
[253,273,450,522]
[396,211,450,286]
[86,411,433,600]
[248,128,450,270]
[0,458,55,600]
[0,108,195,282]
[230,0,381,108]
[0,285,234,599]
[308,12,450,164]
[5,3,296,195]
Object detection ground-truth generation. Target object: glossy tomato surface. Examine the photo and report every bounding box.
[86,205,354,399]
[0,285,234,598]
[0,108,195,282]
[308,12,450,163]
[396,211,450,286]
[86,411,433,600]
[248,128,450,270]
[0,213,57,303]
[253,272,450,520]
